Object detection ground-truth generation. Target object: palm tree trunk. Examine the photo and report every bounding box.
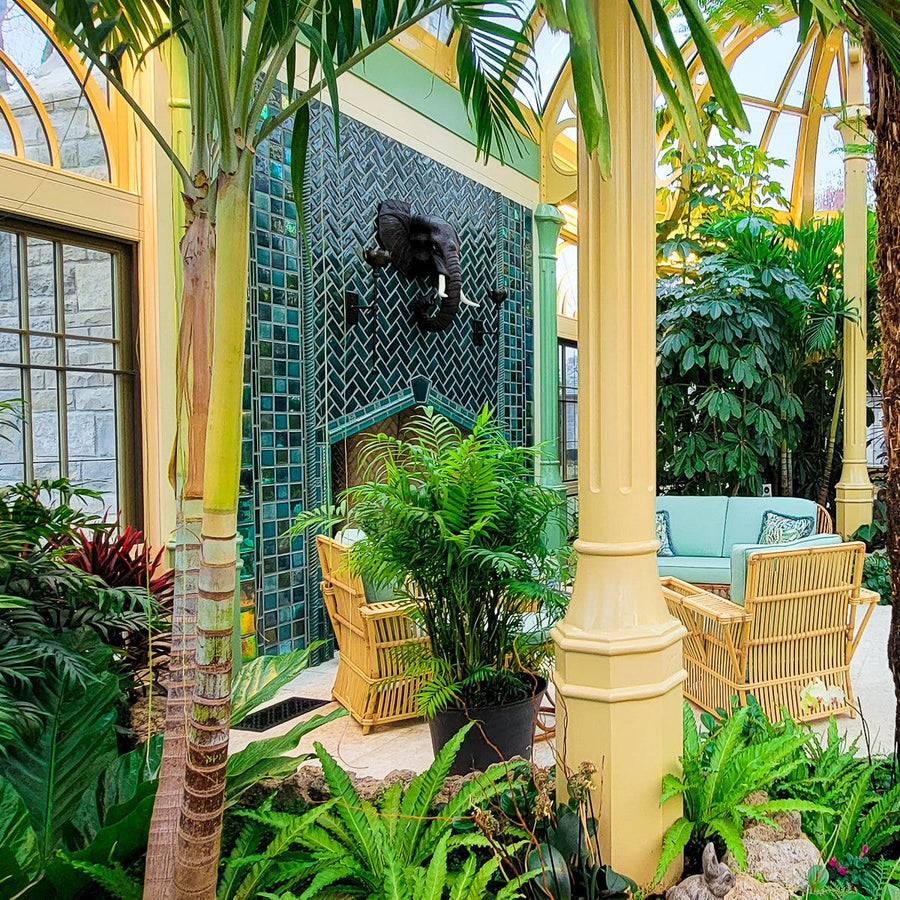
[818,375,843,509]
[865,25,900,756]
[173,160,252,900]
[145,212,215,900]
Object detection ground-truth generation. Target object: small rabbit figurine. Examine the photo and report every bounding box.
[665,843,736,900]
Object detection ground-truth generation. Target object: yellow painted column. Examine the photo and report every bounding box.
[550,0,685,887]
[835,44,874,537]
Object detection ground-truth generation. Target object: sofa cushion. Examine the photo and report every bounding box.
[656,496,729,557]
[723,497,818,551]
[657,555,731,587]
[758,509,815,544]
[656,511,675,556]
[729,533,843,606]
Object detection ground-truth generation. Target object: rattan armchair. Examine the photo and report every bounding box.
[316,534,428,733]
[663,541,878,723]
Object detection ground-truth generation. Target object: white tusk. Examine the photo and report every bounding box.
[436,274,447,298]
[459,292,479,308]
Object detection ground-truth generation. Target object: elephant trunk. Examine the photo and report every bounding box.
[416,248,461,333]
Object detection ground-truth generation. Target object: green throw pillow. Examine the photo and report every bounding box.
[758,510,815,545]
[656,510,675,557]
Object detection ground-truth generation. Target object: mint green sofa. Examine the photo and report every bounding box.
[656,496,838,604]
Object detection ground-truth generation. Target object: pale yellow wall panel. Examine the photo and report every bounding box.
[0,156,141,240]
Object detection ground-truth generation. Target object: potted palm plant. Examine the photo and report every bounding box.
[296,406,567,774]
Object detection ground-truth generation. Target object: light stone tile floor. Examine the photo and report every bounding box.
[230,606,895,778]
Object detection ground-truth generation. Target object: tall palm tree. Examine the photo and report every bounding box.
[34,0,747,896]
[785,0,900,757]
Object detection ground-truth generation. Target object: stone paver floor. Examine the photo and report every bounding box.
[230,605,896,778]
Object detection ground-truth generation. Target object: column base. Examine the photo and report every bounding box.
[835,471,875,538]
[552,617,686,890]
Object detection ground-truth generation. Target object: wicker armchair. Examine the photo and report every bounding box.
[316,535,428,733]
[663,541,878,723]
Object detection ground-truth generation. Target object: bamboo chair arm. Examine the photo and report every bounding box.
[851,588,880,607]
[679,591,749,625]
[358,600,421,621]
[847,588,879,658]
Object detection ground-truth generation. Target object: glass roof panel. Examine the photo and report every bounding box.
[815,114,844,210]
[521,23,569,109]
[729,26,798,102]
[823,55,842,108]
[764,111,801,202]
[785,44,813,106]
[420,8,453,43]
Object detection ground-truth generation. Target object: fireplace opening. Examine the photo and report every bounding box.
[330,406,423,505]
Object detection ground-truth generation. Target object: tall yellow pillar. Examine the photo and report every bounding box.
[550,0,685,887]
[835,44,874,537]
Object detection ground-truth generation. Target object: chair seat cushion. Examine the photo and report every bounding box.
[657,555,731,586]
[334,528,399,604]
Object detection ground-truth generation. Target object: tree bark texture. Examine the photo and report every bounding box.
[865,25,900,755]
[172,162,252,900]
[145,213,215,900]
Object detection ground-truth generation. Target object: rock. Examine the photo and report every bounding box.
[743,812,803,843]
[725,874,790,900]
[238,764,483,812]
[725,838,821,893]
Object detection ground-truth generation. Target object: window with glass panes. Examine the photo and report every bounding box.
[0,222,138,520]
[558,340,578,482]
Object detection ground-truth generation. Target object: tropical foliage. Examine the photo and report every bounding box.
[0,640,341,898]
[654,703,829,883]
[293,406,566,715]
[658,209,856,497]
[215,724,535,900]
[0,479,170,752]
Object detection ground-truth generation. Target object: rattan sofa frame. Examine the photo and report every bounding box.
[316,534,428,733]
[663,540,878,723]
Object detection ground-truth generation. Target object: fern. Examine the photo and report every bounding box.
[291,406,567,713]
[61,857,142,900]
[655,703,828,883]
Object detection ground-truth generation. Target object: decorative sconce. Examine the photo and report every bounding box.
[472,287,507,347]
[345,247,391,362]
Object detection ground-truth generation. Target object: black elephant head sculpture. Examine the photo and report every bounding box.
[375,199,464,333]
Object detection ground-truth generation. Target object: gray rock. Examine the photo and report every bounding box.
[725,838,821,893]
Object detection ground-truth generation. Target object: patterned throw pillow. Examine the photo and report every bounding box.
[656,510,675,557]
[758,510,815,545]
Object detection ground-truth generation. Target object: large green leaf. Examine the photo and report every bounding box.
[0,775,40,897]
[225,707,347,806]
[68,733,163,849]
[0,670,119,861]
[230,643,319,725]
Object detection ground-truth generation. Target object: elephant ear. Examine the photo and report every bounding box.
[376,200,414,277]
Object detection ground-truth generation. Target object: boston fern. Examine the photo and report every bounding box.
[294,406,567,714]
[654,704,829,884]
[218,724,538,900]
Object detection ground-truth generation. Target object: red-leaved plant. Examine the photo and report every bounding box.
[66,522,175,603]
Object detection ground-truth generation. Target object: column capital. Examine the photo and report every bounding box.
[836,106,871,156]
[534,203,565,258]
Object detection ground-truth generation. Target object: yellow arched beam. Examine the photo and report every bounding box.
[0,47,60,167]
[796,28,845,222]
[0,95,25,157]
[16,0,121,186]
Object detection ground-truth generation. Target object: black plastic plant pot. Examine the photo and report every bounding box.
[428,676,547,776]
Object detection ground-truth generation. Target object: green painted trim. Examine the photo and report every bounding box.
[350,45,540,181]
